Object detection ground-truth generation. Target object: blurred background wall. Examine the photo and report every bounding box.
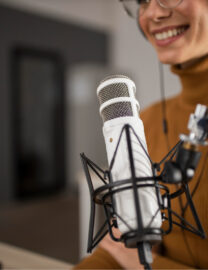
[0,0,180,265]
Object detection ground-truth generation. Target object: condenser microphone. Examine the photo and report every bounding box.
[80,75,206,269]
[97,75,162,240]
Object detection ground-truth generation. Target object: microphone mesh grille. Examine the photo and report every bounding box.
[101,102,133,122]
[98,83,129,105]
[99,74,131,84]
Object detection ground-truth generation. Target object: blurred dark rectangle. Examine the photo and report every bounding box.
[12,48,65,199]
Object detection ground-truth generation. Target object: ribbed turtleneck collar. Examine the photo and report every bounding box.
[171,55,208,107]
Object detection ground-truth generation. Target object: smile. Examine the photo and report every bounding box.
[153,25,189,41]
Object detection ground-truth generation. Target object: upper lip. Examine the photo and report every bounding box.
[151,24,189,35]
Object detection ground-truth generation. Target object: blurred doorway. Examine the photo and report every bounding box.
[12,48,65,199]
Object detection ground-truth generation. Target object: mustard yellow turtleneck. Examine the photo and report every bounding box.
[74,56,208,269]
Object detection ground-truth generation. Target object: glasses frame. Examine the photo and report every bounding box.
[119,0,184,18]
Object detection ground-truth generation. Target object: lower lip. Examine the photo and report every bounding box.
[154,29,188,47]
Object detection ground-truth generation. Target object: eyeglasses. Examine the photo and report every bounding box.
[120,0,183,18]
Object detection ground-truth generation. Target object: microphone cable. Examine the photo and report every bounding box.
[158,62,170,152]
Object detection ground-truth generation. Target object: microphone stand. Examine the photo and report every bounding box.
[126,125,153,270]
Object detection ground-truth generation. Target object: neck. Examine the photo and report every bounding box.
[178,56,207,69]
[171,55,208,107]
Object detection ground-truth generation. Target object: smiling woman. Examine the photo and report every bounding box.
[138,0,208,64]
[74,0,208,269]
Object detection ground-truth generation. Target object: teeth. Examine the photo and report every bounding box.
[168,30,172,37]
[163,32,168,39]
[155,27,186,41]
[173,29,177,36]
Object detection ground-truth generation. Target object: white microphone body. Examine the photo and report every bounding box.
[97,76,162,234]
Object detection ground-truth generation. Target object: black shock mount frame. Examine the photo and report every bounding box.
[80,124,206,270]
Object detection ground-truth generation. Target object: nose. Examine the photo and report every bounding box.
[144,0,172,22]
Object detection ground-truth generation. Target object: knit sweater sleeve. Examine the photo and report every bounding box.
[73,247,195,269]
[73,247,123,269]
[152,254,195,269]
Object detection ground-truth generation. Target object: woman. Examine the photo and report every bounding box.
[75,0,208,268]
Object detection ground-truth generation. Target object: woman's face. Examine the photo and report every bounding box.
[139,0,208,65]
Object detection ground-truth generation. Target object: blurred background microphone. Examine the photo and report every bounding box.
[96,75,162,241]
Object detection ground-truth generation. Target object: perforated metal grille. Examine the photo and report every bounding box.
[99,74,131,85]
[101,102,133,122]
[98,83,129,105]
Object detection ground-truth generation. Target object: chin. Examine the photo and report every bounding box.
[159,58,177,65]
[157,52,185,65]
[157,56,178,65]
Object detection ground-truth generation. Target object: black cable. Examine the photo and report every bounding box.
[144,263,152,270]
[158,62,170,151]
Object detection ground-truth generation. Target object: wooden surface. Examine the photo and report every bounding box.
[0,242,73,269]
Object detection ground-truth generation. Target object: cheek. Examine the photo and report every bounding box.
[138,17,150,40]
[138,17,146,34]
[187,9,208,51]
[137,19,147,38]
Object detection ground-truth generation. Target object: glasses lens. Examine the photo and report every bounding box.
[121,0,139,18]
[158,0,183,8]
